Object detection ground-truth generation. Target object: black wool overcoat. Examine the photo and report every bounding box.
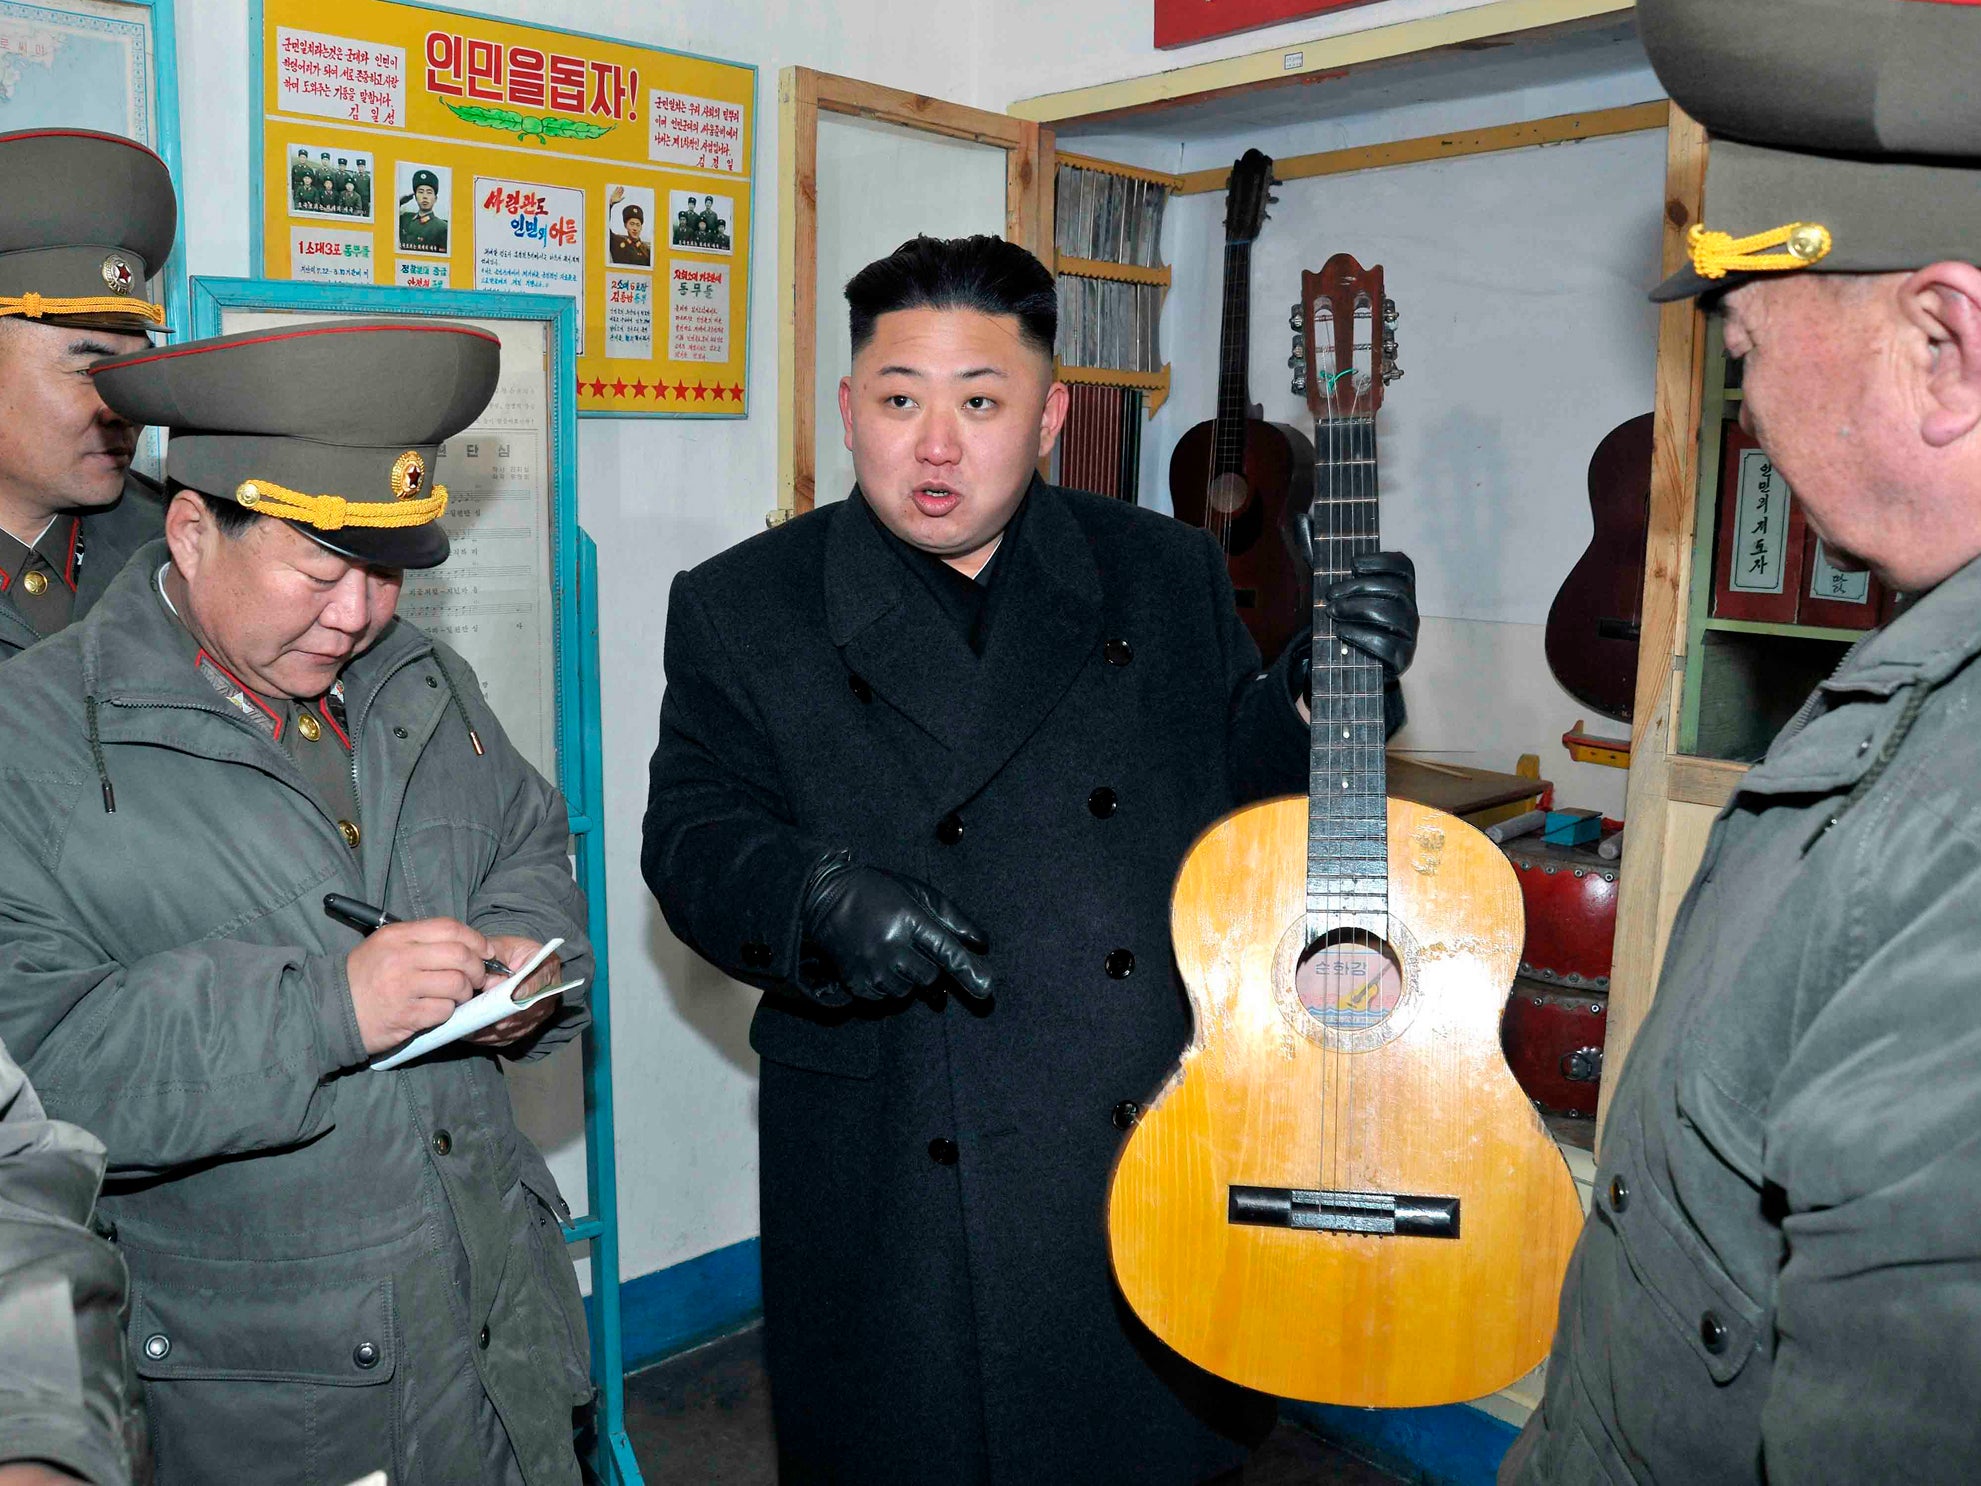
[642,481,1310,1485]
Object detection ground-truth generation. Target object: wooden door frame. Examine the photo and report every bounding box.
[775,67,1056,521]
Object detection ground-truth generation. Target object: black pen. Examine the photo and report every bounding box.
[323,893,514,977]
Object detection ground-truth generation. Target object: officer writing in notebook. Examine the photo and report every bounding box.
[1508,1,1981,1482]
[0,322,593,1484]
[643,234,1417,1484]
[0,128,177,661]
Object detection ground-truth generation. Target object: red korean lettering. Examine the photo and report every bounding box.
[466,37,503,100]
[548,216,577,246]
[507,46,545,108]
[548,52,585,113]
[588,59,625,117]
[424,31,463,96]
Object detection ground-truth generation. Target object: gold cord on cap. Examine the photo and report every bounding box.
[234,479,448,531]
[1687,221,1833,281]
[0,292,167,325]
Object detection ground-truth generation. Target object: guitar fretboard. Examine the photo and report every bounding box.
[1307,413,1388,923]
[1210,241,1252,478]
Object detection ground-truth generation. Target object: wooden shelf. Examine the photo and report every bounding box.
[1055,361,1171,415]
[1054,255,1171,286]
[1702,616,1866,643]
[1668,756,1747,809]
[1055,151,1182,190]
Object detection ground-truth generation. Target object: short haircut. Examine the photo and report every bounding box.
[845,235,1057,360]
[185,484,260,537]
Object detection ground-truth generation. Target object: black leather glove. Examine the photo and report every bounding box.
[797,850,993,1005]
[1324,551,1419,680]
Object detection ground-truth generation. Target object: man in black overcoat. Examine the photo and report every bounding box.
[642,235,1417,1484]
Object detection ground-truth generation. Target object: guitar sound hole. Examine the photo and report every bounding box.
[1206,473,1250,515]
[1295,929,1404,1032]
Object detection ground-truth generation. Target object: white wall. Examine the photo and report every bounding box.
[173,0,1001,1287]
[170,0,1648,1290]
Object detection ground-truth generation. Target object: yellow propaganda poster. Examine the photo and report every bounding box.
[252,0,755,417]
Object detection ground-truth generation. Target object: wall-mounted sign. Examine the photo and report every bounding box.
[1155,0,1382,51]
[251,0,755,418]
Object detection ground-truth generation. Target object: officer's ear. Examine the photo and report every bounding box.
[1902,261,1981,448]
[163,486,236,581]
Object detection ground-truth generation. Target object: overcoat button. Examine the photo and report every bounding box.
[848,673,873,703]
[337,820,361,849]
[393,726,409,739]
[1104,638,1134,667]
[1112,1100,1141,1130]
[1700,1311,1729,1354]
[927,1137,959,1165]
[21,570,47,597]
[426,676,439,688]
[1105,949,1135,979]
[432,1130,452,1156]
[1608,1175,1629,1213]
[478,1325,490,1349]
[1088,787,1118,819]
[353,1341,380,1369]
[740,940,773,968]
[297,713,322,742]
[143,1333,171,1361]
[935,812,964,845]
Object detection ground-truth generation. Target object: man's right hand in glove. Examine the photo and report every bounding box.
[798,851,993,1005]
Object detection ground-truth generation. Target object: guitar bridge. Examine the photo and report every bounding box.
[1228,1185,1460,1239]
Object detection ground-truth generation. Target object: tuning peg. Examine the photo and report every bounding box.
[1267,192,1280,205]
[1288,304,1304,331]
[1383,298,1399,325]
[1291,369,1308,395]
[1383,365,1404,384]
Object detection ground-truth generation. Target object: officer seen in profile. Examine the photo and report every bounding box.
[0,128,176,661]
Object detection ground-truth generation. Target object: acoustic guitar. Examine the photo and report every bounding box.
[1108,255,1584,1407]
[1543,413,1655,724]
[1169,149,1316,662]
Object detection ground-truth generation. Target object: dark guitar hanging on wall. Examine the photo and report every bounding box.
[1168,148,1316,662]
[1544,413,1655,724]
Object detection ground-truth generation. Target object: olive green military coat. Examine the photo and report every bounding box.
[1,1039,144,1485]
[0,544,594,1486]
[1506,555,1981,1483]
[0,472,164,661]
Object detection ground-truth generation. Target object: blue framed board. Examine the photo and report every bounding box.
[189,275,641,1486]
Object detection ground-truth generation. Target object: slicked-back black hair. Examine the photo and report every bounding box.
[846,235,1057,360]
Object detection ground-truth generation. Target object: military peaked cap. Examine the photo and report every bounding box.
[1645,0,1981,301]
[90,321,499,569]
[0,128,176,334]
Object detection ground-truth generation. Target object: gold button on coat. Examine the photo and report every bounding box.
[21,570,48,596]
[337,820,361,849]
[297,713,322,742]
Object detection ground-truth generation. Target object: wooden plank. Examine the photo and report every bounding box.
[776,67,819,519]
[1668,757,1746,810]
[815,71,1029,149]
[1036,127,1058,265]
[1007,0,1633,126]
[1652,802,1719,972]
[1598,105,1708,1151]
[1007,118,1041,261]
[1388,755,1549,819]
[1173,100,1667,196]
[1055,256,1173,286]
[1056,150,1184,190]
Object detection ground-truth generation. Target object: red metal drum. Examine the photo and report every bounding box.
[1502,836,1619,990]
[1501,976,1608,1118]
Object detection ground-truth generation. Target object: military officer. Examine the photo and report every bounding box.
[318,149,339,195]
[609,202,651,267]
[675,194,700,245]
[0,320,595,1484]
[353,155,373,216]
[0,128,175,662]
[400,168,449,253]
[289,145,311,201]
[1506,2,1981,1482]
[643,234,1418,1484]
[0,1039,145,1486]
[339,179,363,217]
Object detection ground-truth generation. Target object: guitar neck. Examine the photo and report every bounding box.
[1211,241,1253,477]
[1307,413,1388,922]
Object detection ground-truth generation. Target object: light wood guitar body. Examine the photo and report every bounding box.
[1107,794,1585,1406]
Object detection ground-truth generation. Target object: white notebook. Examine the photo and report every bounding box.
[370,937,580,1071]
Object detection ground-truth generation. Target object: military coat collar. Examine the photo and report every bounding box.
[0,471,162,656]
[823,478,1103,806]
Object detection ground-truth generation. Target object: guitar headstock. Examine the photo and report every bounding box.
[1222,148,1278,246]
[1291,253,1402,419]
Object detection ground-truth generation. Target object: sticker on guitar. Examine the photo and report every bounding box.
[1295,932,1405,1030]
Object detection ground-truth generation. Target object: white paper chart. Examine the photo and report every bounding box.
[217,309,559,780]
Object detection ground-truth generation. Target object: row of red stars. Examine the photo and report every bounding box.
[580,376,747,403]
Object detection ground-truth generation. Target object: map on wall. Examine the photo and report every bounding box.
[0,0,152,135]
[1154,0,1382,50]
[252,0,755,419]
